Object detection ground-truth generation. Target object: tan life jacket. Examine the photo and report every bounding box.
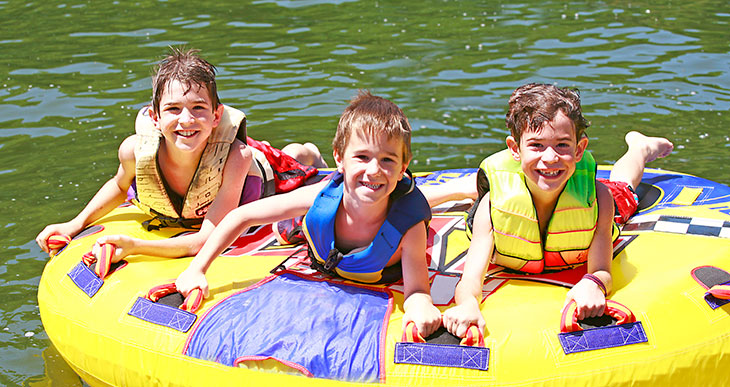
[132,105,267,229]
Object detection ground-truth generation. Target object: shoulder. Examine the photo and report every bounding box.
[595,180,615,223]
[227,139,253,163]
[118,135,138,162]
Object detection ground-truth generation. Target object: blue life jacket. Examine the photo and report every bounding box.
[303,171,431,283]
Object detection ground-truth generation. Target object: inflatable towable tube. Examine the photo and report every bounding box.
[38,166,730,386]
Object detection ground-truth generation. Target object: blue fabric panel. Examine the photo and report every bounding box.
[704,281,730,309]
[67,261,103,297]
[185,273,388,382]
[394,342,489,371]
[127,297,197,333]
[559,322,648,354]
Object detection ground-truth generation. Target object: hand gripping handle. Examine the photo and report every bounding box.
[80,243,116,279]
[146,282,203,313]
[401,321,485,347]
[560,299,636,333]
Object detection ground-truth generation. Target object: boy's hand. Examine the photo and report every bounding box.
[94,235,136,262]
[442,299,485,338]
[403,294,442,338]
[175,267,209,298]
[36,222,81,255]
[565,279,606,320]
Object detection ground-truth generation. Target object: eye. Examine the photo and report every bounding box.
[355,154,370,162]
[164,106,181,113]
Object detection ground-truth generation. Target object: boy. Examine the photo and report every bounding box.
[175,91,442,337]
[36,48,325,260]
[442,83,673,338]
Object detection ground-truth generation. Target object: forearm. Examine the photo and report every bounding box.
[185,208,253,274]
[454,274,484,306]
[589,269,613,295]
[421,174,478,208]
[70,179,128,229]
[131,233,206,258]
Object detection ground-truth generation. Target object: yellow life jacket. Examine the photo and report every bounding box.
[480,149,618,273]
[132,105,267,228]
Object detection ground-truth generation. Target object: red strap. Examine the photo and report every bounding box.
[47,234,71,250]
[145,282,203,313]
[401,321,485,347]
[708,284,730,299]
[560,300,636,333]
[401,321,426,343]
[459,325,486,347]
[93,243,115,279]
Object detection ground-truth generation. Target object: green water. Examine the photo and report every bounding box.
[1,0,728,385]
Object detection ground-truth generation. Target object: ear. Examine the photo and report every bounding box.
[212,104,224,128]
[333,149,344,173]
[399,157,411,180]
[575,135,589,161]
[506,136,520,161]
[149,107,161,130]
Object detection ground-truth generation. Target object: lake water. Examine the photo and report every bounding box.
[1,0,728,385]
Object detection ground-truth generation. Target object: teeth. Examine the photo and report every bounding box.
[177,130,196,137]
[539,170,560,177]
[361,182,381,189]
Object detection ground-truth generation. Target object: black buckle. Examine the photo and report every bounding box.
[323,248,344,271]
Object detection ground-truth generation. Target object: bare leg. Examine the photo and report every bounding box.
[609,131,674,189]
[282,142,328,168]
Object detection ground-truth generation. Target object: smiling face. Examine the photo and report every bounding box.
[506,110,588,197]
[334,129,409,209]
[151,80,222,154]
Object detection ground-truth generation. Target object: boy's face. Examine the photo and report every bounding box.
[151,80,223,154]
[333,129,409,207]
[506,111,588,196]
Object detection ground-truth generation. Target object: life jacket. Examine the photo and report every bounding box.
[478,149,619,273]
[132,105,275,230]
[303,171,431,283]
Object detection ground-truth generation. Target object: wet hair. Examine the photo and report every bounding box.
[505,83,590,143]
[332,90,412,162]
[151,47,220,114]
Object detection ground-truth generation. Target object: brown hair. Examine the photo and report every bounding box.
[151,47,220,114]
[332,90,412,162]
[505,83,590,143]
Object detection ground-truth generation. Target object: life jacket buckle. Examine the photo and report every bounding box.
[323,248,344,271]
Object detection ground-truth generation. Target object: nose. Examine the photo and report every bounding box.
[178,108,195,124]
[541,146,559,163]
[365,159,382,176]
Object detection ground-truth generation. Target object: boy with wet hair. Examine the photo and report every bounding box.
[442,83,673,338]
[176,90,442,337]
[36,47,325,260]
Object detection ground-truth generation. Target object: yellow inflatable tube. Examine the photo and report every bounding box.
[38,167,730,386]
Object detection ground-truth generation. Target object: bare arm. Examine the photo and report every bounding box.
[420,173,478,208]
[565,181,614,319]
[442,195,493,337]
[36,135,137,254]
[175,180,326,296]
[103,140,254,259]
[400,222,441,337]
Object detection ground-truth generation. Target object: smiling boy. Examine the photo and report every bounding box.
[175,91,442,336]
[442,83,673,338]
[36,48,324,260]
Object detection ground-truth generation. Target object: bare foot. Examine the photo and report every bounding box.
[625,131,674,163]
